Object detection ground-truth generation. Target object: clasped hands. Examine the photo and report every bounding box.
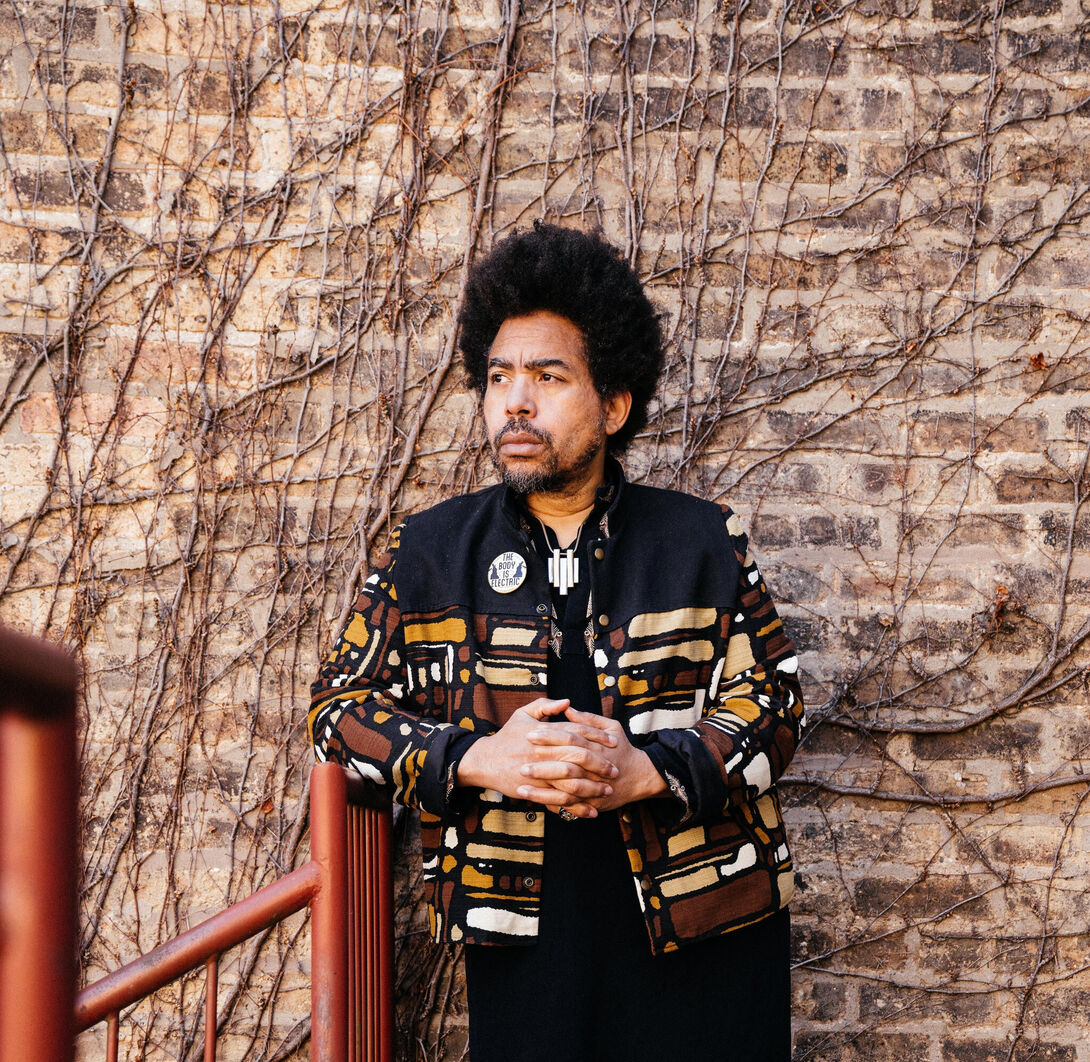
[455,697,666,819]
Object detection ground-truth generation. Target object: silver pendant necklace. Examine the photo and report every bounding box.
[540,520,582,595]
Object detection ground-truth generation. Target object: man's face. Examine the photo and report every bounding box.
[483,310,630,496]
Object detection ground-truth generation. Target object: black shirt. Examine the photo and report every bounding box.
[522,479,635,920]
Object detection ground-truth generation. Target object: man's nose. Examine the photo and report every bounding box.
[504,376,535,418]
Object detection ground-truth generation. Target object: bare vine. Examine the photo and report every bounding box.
[2,0,1089,1058]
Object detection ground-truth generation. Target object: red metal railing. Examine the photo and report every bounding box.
[75,762,394,1061]
[0,622,394,1062]
[0,623,81,1062]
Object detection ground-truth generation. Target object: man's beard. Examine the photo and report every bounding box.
[489,416,605,495]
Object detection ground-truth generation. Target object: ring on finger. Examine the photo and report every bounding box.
[558,808,576,822]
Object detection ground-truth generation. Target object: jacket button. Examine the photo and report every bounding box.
[526,811,537,822]
[598,614,610,627]
[523,876,535,889]
[529,674,539,685]
[620,811,631,824]
[640,876,652,892]
[536,603,548,614]
[594,547,605,560]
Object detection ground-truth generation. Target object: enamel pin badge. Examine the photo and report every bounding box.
[488,552,527,593]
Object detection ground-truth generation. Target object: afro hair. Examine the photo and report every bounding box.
[458,223,664,454]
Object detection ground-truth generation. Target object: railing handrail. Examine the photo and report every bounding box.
[74,861,322,1031]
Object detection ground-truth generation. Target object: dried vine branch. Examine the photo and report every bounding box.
[2,0,1089,1058]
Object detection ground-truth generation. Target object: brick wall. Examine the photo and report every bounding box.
[3,0,1089,1058]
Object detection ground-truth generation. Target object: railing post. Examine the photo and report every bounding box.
[310,762,349,1062]
[375,806,394,1062]
[0,625,79,1062]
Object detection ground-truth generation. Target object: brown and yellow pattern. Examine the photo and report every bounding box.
[310,471,803,953]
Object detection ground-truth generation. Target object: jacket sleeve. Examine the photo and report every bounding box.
[641,508,804,826]
[308,527,483,816]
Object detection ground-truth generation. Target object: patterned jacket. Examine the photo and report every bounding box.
[309,464,804,955]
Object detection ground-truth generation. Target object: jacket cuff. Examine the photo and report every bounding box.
[415,726,490,816]
[640,728,728,827]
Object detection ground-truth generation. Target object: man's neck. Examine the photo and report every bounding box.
[526,494,595,547]
[524,455,607,547]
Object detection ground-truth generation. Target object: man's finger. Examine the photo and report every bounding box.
[520,760,616,786]
[517,782,600,814]
[563,707,619,732]
[523,741,618,778]
[526,727,619,758]
[546,802,598,819]
[527,723,617,748]
[517,774,613,798]
[520,697,571,720]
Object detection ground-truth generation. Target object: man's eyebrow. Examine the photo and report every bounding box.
[486,355,572,370]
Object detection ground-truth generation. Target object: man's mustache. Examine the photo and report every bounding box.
[491,418,554,450]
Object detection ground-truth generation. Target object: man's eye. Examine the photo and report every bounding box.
[540,373,555,382]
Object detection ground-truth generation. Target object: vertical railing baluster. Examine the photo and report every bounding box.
[364,807,373,1062]
[347,804,358,1062]
[358,807,367,1062]
[357,806,366,1062]
[374,810,383,1062]
[361,808,372,1062]
[377,807,394,1062]
[106,1012,118,1062]
[205,954,218,1062]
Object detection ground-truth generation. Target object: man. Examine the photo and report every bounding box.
[310,224,804,1060]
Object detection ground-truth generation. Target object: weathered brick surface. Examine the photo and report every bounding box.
[3,0,1090,1058]
[795,1031,934,1061]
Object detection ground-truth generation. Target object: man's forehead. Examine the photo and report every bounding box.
[488,310,587,363]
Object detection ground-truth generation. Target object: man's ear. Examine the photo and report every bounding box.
[604,390,632,437]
